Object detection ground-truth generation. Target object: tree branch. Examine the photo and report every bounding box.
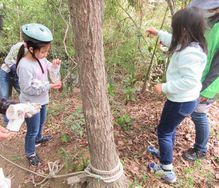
[141,5,169,93]
[165,0,175,16]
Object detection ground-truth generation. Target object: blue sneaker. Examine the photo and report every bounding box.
[148,162,177,183]
[35,135,53,147]
[147,146,160,158]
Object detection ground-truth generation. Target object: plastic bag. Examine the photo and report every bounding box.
[0,168,11,188]
[48,64,61,83]
[6,103,41,132]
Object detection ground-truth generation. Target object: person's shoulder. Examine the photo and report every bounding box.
[207,22,219,34]
[11,42,23,49]
[18,58,33,68]
[182,43,204,52]
[212,22,219,28]
[180,44,207,59]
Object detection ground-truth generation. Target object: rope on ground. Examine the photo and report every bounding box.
[0,152,85,186]
[0,153,46,178]
[0,152,124,185]
[33,160,64,186]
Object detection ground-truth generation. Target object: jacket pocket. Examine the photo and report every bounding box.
[178,100,197,117]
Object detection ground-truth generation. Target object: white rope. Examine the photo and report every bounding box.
[0,153,47,178]
[34,160,64,186]
[48,161,61,177]
[84,160,124,183]
[0,152,124,184]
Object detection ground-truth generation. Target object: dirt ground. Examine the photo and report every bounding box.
[0,89,218,188]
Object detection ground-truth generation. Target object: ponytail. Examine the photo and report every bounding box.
[16,44,25,68]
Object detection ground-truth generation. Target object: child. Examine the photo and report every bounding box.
[146,8,207,183]
[183,0,219,161]
[0,42,23,125]
[16,23,62,166]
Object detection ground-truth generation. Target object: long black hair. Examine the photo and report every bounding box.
[16,41,50,74]
[168,7,207,55]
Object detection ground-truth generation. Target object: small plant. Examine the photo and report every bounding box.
[47,102,66,117]
[58,147,90,172]
[129,177,143,188]
[64,107,85,137]
[115,113,133,131]
[123,86,136,102]
[10,155,21,161]
[60,133,70,143]
[107,81,116,96]
[123,74,137,102]
[58,147,70,170]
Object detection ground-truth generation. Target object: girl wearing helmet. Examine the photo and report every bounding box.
[16,23,62,166]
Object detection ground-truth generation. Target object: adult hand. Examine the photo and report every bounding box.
[199,96,208,103]
[154,84,162,94]
[0,126,12,141]
[146,27,158,37]
[50,81,62,89]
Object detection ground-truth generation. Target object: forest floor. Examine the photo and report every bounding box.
[0,87,218,188]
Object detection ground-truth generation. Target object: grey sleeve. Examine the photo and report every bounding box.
[18,66,50,96]
[4,42,23,67]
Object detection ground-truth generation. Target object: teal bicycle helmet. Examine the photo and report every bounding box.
[22,23,53,43]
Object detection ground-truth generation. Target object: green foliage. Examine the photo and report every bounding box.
[58,147,89,171]
[58,147,71,170]
[179,160,215,187]
[60,133,70,143]
[123,74,137,102]
[64,107,85,138]
[10,155,21,161]
[104,0,172,102]
[123,86,136,102]
[1,0,172,98]
[115,113,133,130]
[129,174,149,188]
[107,81,116,96]
[0,0,73,85]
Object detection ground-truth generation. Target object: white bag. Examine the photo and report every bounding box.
[0,168,11,188]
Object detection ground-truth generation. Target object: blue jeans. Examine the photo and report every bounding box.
[158,99,198,165]
[191,99,214,152]
[0,68,20,124]
[25,105,46,156]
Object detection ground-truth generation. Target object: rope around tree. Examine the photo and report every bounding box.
[0,152,124,186]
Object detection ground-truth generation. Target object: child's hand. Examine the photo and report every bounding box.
[154,84,162,94]
[146,27,158,37]
[52,58,61,66]
[50,81,62,89]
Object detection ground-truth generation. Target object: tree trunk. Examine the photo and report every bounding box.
[68,1,128,187]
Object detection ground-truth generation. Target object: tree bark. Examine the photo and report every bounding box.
[68,0,128,187]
